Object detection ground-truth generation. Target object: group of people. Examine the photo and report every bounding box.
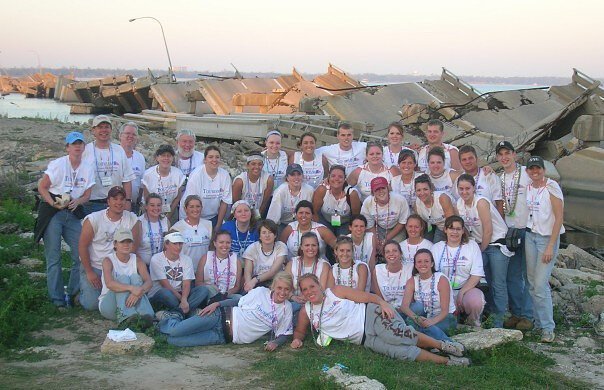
[35,115,565,366]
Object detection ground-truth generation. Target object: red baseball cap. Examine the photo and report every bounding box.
[370,177,389,192]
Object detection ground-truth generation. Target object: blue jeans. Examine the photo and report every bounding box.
[43,210,82,306]
[150,285,209,312]
[99,274,154,323]
[525,231,558,332]
[482,245,510,328]
[83,201,106,216]
[79,267,102,311]
[506,229,533,319]
[159,309,225,347]
[407,302,455,341]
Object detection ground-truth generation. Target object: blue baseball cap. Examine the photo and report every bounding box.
[65,132,85,144]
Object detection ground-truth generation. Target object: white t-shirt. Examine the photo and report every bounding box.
[500,165,530,229]
[137,214,169,265]
[128,150,146,202]
[84,210,139,270]
[202,251,238,294]
[99,253,138,303]
[262,150,288,189]
[417,143,459,173]
[149,252,195,297]
[429,169,457,199]
[320,185,354,225]
[413,272,456,318]
[44,156,96,199]
[456,196,508,244]
[319,142,367,176]
[391,173,420,214]
[463,169,502,203]
[348,233,374,265]
[355,165,395,202]
[266,183,314,225]
[242,241,288,276]
[232,287,293,344]
[414,192,451,231]
[82,142,135,200]
[180,165,232,219]
[374,264,407,309]
[293,151,324,189]
[331,262,369,291]
[170,219,212,271]
[401,238,433,281]
[290,257,330,294]
[142,165,185,212]
[382,145,416,168]
[285,221,327,260]
[526,179,565,236]
[361,192,409,230]
[431,240,485,290]
[305,288,365,345]
[176,150,204,178]
[234,171,270,211]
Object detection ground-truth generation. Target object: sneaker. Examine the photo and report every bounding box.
[440,340,465,357]
[516,318,534,331]
[446,356,471,366]
[541,330,555,343]
[503,315,521,329]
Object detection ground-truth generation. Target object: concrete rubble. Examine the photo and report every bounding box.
[100,332,155,355]
[451,328,523,351]
[323,365,386,390]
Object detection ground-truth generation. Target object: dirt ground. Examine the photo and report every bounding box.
[2,313,268,390]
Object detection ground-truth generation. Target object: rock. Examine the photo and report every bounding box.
[451,328,523,351]
[27,271,46,280]
[100,332,155,355]
[19,257,43,268]
[581,296,604,317]
[574,336,597,349]
[553,268,603,284]
[558,244,604,273]
[18,232,34,239]
[549,275,562,289]
[324,366,386,390]
[0,222,19,234]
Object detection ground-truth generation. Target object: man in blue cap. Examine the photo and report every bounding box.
[36,131,96,308]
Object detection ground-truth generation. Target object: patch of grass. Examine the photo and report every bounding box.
[10,348,59,362]
[252,340,584,389]
[584,280,604,298]
[0,199,35,232]
[0,172,35,204]
[146,327,180,360]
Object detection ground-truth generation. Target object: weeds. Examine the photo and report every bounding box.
[584,280,604,298]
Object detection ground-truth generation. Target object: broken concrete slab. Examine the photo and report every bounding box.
[19,258,43,268]
[452,328,523,351]
[100,332,155,355]
[323,365,386,390]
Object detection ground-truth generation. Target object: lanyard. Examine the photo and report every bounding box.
[235,221,251,253]
[269,292,284,341]
[289,187,301,211]
[375,199,391,240]
[265,153,280,178]
[93,142,114,179]
[353,235,366,263]
[64,158,80,194]
[296,258,318,294]
[385,264,403,305]
[439,244,462,285]
[212,252,232,294]
[527,182,547,221]
[156,166,171,205]
[501,164,521,216]
[418,273,436,317]
[336,264,354,287]
[146,215,164,256]
[309,294,326,345]
[245,173,261,208]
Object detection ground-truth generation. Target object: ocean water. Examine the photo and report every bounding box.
[0,93,93,123]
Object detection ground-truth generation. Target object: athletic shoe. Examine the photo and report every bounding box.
[441,340,465,357]
[541,330,555,343]
[446,356,471,366]
[516,318,534,331]
[503,315,521,329]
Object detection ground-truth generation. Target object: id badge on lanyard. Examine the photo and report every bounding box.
[101,176,112,187]
[162,203,171,214]
[331,212,341,227]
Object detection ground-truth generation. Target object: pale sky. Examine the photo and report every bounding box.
[1,0,602,77]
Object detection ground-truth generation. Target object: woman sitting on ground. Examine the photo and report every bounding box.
[400,214,433,280]
[372,240,408,310]
[242,219,288,292]
[400,249,457,341]
[327,236,369,291]
[414,174,455,243]
[136,193,170,267]
[280,200,336,261]
[99,229,154,327]
[196,230,242,300]
[171,195,212,272]
[232,151,274,219]
[431,216,486,328]
[348,214,377,270]
[291,274,469,366]
[158,271,294,350]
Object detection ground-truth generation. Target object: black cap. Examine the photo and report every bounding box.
[496,140,515,153]
[286,163,303,175]
[155,144,176,157]
[527,155,545,169]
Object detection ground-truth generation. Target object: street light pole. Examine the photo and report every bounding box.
[129,16,175,83]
